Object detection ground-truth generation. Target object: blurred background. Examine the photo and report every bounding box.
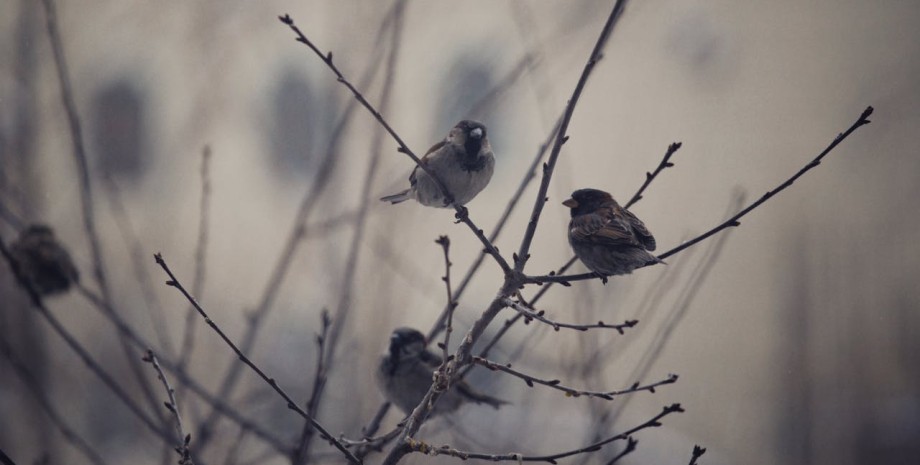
[1,1,918,464]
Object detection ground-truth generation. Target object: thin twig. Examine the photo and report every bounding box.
[40,0,109,301]
[153,253,360,465]
[435,236,456,365]
[102,176,173,356]
[689,444,706,465]
[624,142,682,209]
[513,0,628,273]
[604,437,638,465]
[657,107,873,260]
[178,145,213,374]
[222,426,248,465]
[354,403,396,460]
[340,427,404,451]
[292,310,332,464]
[688,445,707,465]
[473,357,677,400]
[0,337,110,465]
[143,350,193,465]
[526,106,874,284]
[503,297,638,333]
[405,404,683,463]
[279,13,512,276]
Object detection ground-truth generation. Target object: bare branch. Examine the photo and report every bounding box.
[153,253,360,465]
[292,310,332,464]
[0,337,110,465]
[178,145,213,374]
[40,0,109,301]
[355,402,393,457]
[143,350,193,465]
[604,437,638,465]
[278,13,512,276]
[503,297,638,333]
[657,106,873,261]
[624,142,682,209]
[513,0,629,272]
[435,236,457,365]
[526,106,874,284]
[473,356,677,400]
[341,427,404,451]
[688,445,707,465]
[404,404,683,463]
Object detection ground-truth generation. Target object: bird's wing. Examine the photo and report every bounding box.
[570,209,644,248]
[408,140,445,187]
[618,207,657,251]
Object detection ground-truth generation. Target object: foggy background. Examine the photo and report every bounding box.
[1,1,918,464]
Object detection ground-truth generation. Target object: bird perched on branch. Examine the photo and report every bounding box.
[563,188,663,278]
[377,327,506,415]
[9,224,79,296]
[380,120,494,208]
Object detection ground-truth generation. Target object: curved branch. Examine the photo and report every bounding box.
[406,404,683,463]
[503,298,637,333]
[474,357,677,401]
[527,106,874,284]
[278,13,512,276]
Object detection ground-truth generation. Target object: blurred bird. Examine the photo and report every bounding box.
[9,224,79,296]
[376,327,506,415]
[563,188,663,278]
[380,120,494,208]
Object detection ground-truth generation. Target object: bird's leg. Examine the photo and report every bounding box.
[453,205,469,223]
[593,271,609,285]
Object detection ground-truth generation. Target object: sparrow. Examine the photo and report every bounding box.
[9,224,79,296]
[376,327,506,415]
[563,188,663,278]
[380,120,495,208]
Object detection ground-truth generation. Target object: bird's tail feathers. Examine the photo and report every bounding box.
[478,394,509,410]
[380,189,412,204]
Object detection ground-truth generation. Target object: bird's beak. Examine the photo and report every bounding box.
[562,198,578,208]
[470,127,483,139]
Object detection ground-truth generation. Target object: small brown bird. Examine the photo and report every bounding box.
[376,327,506,415]
[9,224,79,296]
[563,188,662,278]
[380,120,495,208]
